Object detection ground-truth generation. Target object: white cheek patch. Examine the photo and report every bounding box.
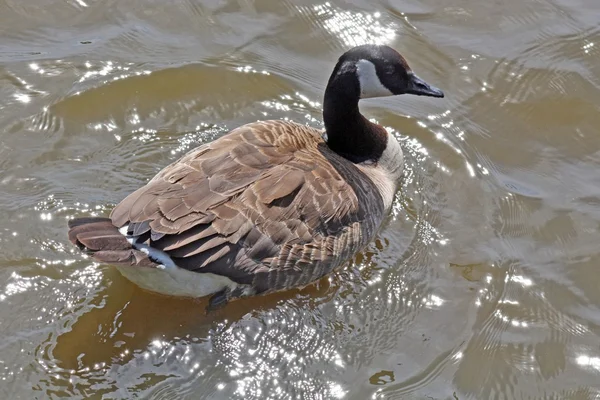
[356,59,393,99]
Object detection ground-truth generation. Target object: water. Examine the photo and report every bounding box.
[1,0,600,398]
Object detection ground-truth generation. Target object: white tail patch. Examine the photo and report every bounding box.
[116,223,252,298]
[115,265,251,298]
[135,243,177,268]
[356,59,393,99]
[118,223,176,268]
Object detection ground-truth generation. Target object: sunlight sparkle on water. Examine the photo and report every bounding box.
[236,65,270,75]
[129,112,140,125]
[422,294,445,308]
[312,3,395,47]
[576,355,600,371]
[29,63,45,74]
[14,93,31,104]
[510,275,533,287]
[40,213,52,221]
[465,162,476,177]
[329,382,346,398]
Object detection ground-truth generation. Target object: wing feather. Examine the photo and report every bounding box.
[108,121,378,294]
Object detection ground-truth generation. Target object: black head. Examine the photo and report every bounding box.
[327,44,444,100]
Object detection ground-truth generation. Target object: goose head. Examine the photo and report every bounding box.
[326,44,444,101]
[322,44,444,167]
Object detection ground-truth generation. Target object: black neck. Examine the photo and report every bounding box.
[322,66,387,164]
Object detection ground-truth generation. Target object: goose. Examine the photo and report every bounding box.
[68,44,444,310]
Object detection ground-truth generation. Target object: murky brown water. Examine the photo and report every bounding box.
[1,0,600,398]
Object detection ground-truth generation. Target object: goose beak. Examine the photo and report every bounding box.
[406,74,445,98]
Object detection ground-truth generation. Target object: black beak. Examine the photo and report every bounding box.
[406,74,444,98]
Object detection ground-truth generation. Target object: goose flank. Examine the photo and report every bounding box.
[67,44,444,309]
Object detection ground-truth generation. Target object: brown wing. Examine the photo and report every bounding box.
[110,120,383,293]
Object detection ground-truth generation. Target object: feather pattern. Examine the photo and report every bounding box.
[103,120,386,294]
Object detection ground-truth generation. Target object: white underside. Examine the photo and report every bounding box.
[116,225,244,298]
[116,264,241,298]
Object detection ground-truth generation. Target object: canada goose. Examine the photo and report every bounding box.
[68,44,444,309]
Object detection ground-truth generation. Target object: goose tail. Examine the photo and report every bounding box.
[67,217,158,268]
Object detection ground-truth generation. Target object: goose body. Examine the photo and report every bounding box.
[68,44,444,308]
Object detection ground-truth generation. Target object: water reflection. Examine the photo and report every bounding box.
[37,272,349,398]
